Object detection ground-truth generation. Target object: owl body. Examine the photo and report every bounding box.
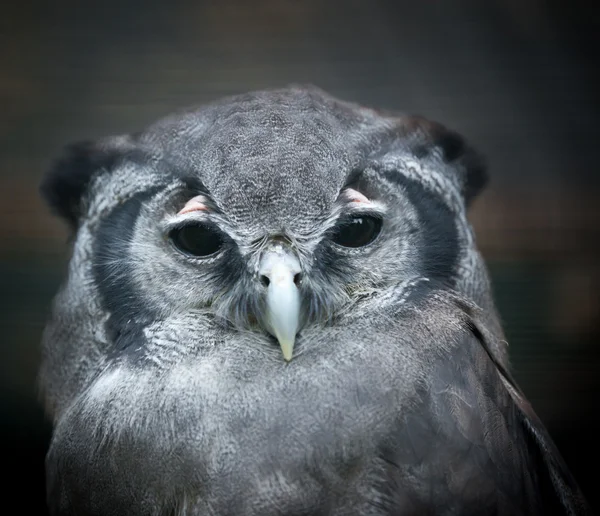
[40,87,589,515]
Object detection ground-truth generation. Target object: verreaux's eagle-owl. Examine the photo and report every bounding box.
[39,86,591,515]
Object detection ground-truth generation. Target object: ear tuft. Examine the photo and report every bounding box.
[39,136,137,229]
[398,116,489,208]
[40,141,98,228]
[428,123,488,207]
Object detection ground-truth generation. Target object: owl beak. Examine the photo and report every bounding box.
[258,249,302,362]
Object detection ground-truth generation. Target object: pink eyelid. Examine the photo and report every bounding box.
[179,190,370,214]
[177,195,210,215]
[342,188,371,205]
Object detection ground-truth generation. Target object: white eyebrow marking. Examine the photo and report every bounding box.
[177,195,210,215]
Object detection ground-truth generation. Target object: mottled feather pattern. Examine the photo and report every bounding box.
[38,86,591,515]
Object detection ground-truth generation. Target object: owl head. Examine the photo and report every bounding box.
[40,85,501,415]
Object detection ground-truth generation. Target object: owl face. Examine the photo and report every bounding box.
[40,85,494,414]
[44,87,482,366]
[39,86,503,513]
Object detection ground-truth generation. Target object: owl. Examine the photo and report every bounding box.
[39,86,590,515]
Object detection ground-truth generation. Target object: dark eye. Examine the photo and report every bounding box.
[332,215,383,248]
[169,223,225,257]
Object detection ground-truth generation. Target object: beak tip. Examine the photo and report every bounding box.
[279,339,295,362]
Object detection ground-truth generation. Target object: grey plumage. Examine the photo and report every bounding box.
[39,86,590,515]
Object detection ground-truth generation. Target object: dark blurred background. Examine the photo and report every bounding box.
[1,0,598,512]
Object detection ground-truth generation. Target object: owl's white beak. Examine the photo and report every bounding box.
[259,249,302,362]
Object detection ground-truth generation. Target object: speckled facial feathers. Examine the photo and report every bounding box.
[39,86,589,515]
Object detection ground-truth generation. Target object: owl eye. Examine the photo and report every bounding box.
[332,215,383,248]
[169,223,225,257]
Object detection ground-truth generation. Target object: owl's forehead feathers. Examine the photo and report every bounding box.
[138,86,390,234]
[41,86,486,235]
